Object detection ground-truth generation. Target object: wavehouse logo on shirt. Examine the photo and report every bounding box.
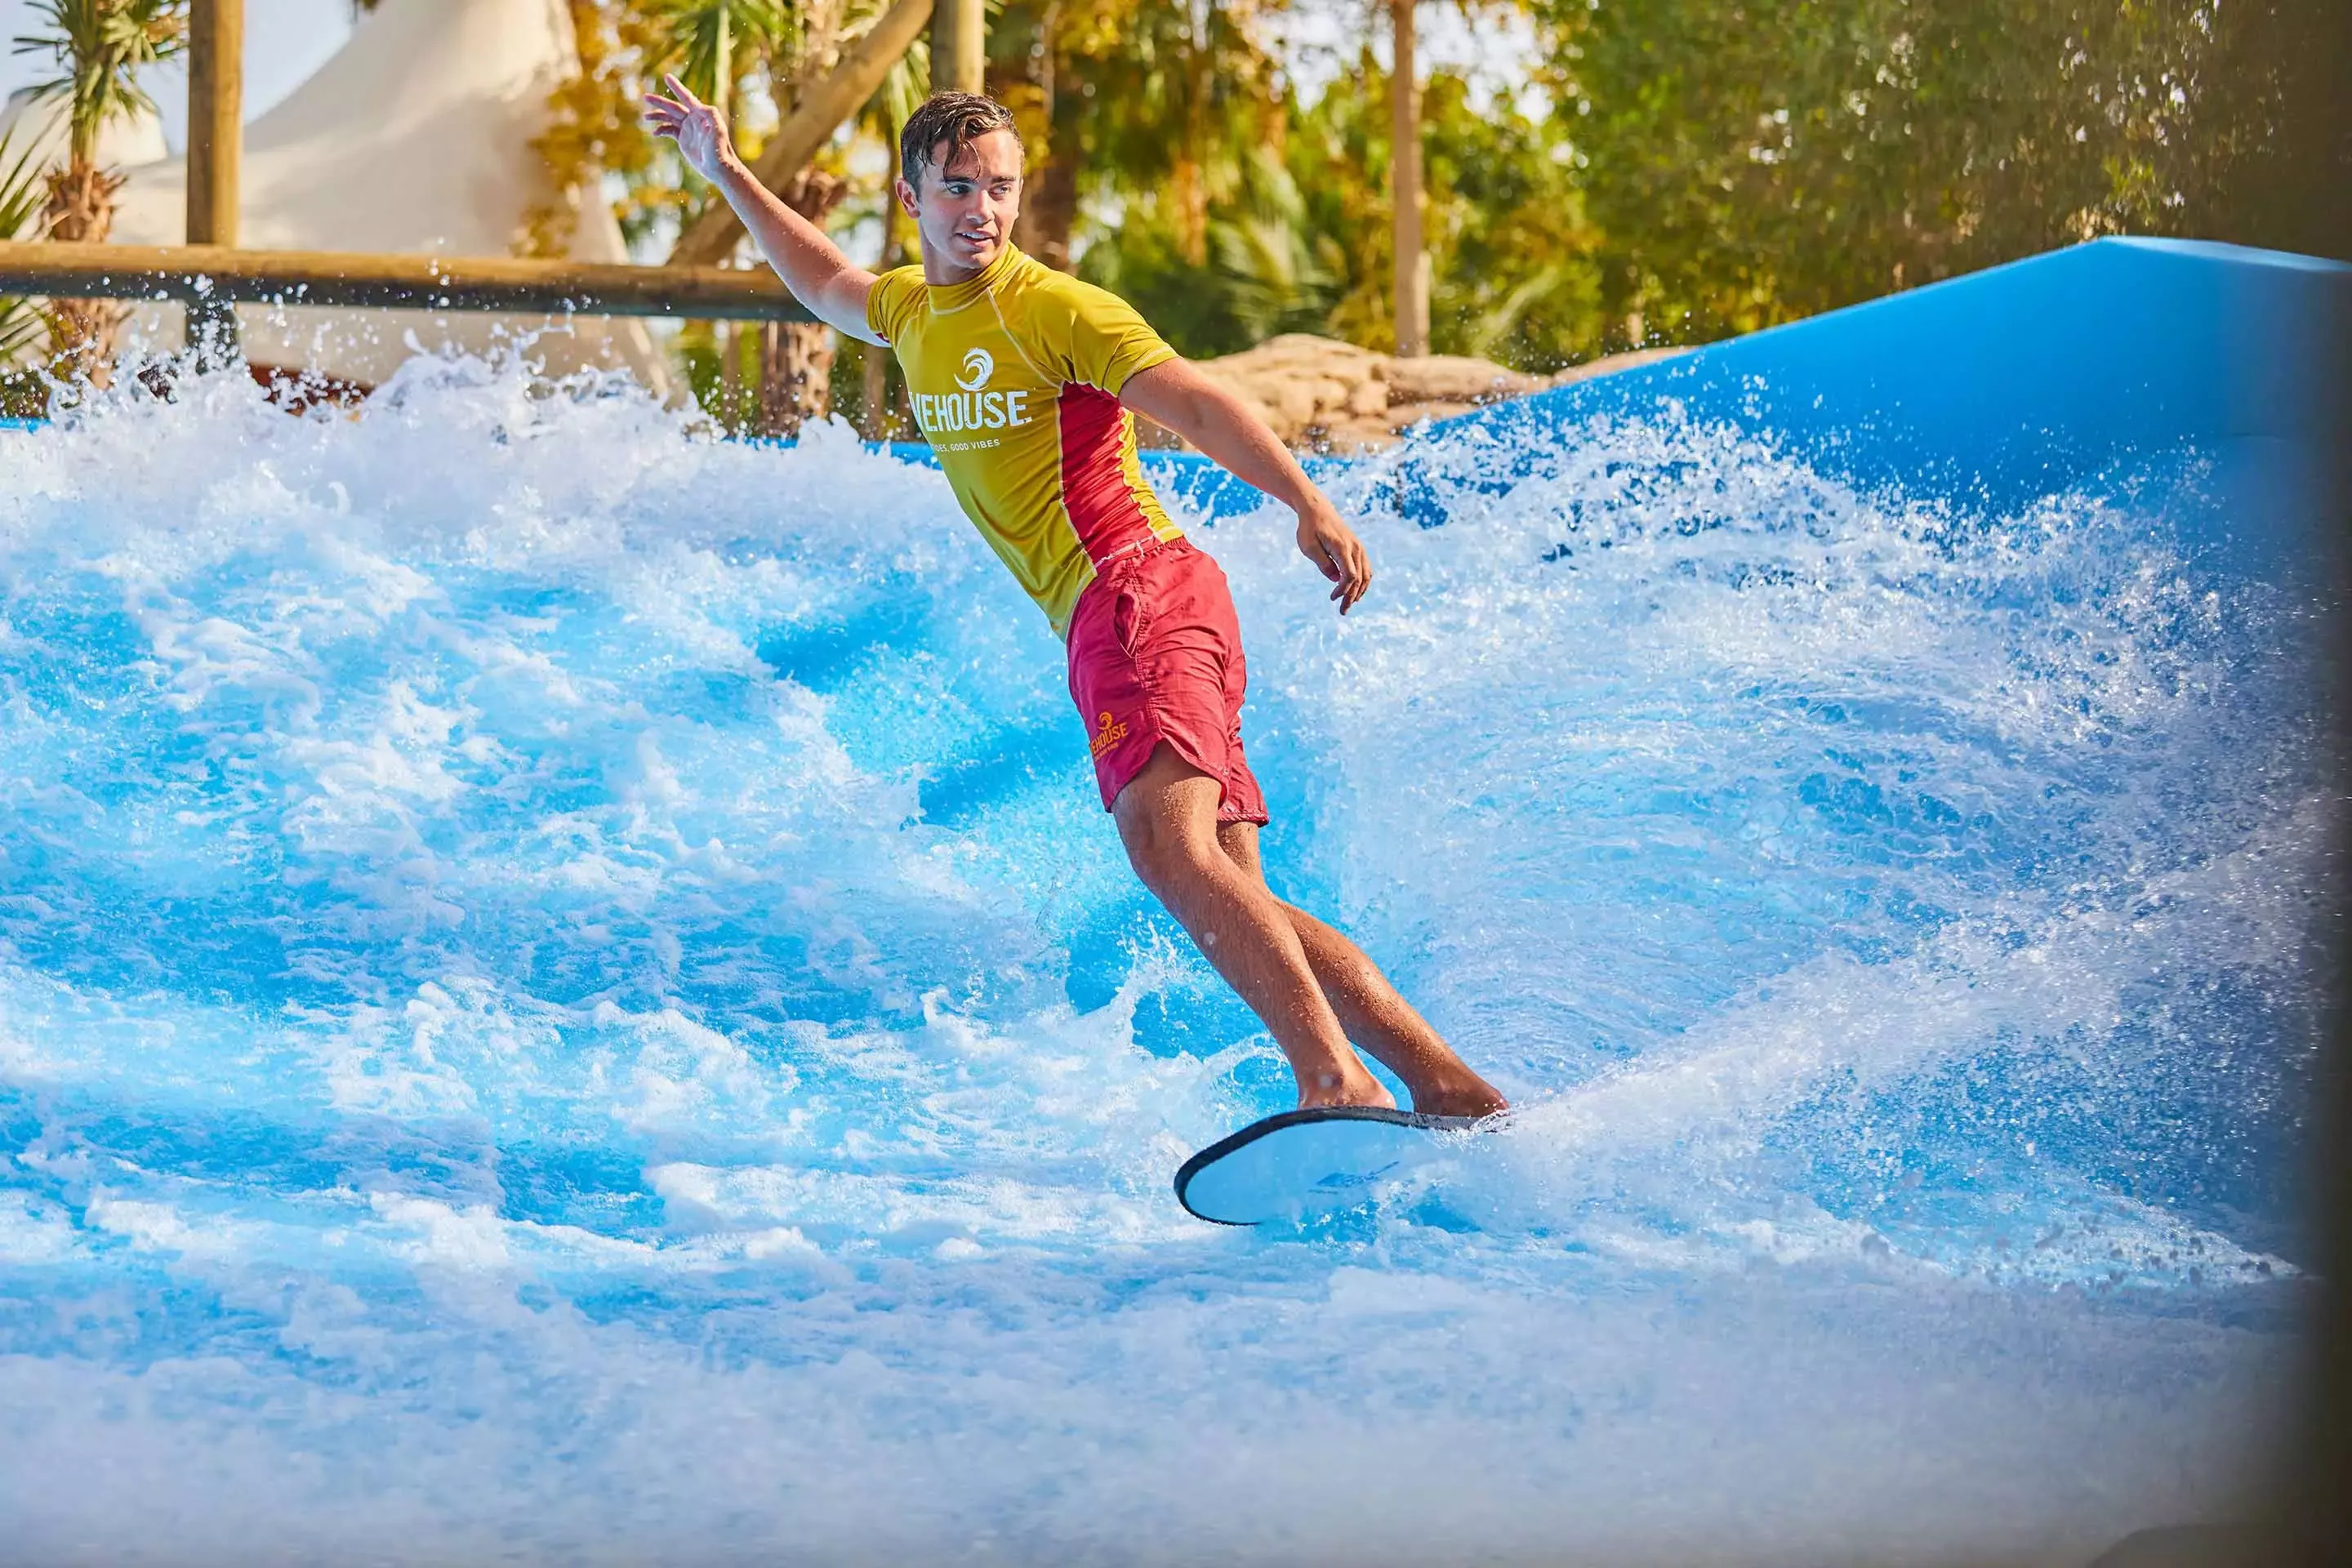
[956,348,994,390]
[912,385,1031,434]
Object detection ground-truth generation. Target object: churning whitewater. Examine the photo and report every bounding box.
[0,357,2321,1565]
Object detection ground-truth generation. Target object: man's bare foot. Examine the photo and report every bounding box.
[1408,1075,1510,1120]
[1296,1063,1396,1111]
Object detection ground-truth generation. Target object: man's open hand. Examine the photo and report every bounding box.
[644,74,736,184]
[1297,496,1373,613]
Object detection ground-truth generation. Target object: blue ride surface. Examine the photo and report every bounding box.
[0,237,2343,1563]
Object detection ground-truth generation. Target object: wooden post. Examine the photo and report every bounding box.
[185,0,243,363]
[720,320,742,425]
[933,0,984,96]
[1389,0,1428,358]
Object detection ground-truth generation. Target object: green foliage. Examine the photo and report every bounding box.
[0,131,51,365]
[641,0,799,111]
[1423,79,1606,368]
[534,0,926,260]
[1076,139,1341,359]
[1526,0,2335,345]
[1076,37,1613,368]
[997,0,1318,350]
[1281,57,1608,366]
[1052,0,1290,261]
[1040,2,1620,366]
[1052,0,2337,368]
[10,0,184,167]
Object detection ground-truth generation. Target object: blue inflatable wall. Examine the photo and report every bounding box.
[1168,238,2352,572]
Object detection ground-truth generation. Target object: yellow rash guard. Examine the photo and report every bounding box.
[865,244,1183,637]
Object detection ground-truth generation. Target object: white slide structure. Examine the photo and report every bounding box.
[98,0,670,394]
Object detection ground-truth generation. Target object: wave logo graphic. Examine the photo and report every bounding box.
[956,348,995,391]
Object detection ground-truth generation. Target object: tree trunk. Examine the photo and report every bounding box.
[770,0,844,112]
[1007,0,1077,270]
[857,338,890,439]
[1390,0,1428,357]
[1013,145,1079,270]
[719,320,744,424]
[42,160,127,389]
[756,168,846,434]
[933,0,983,95]
[762,318,835,435]
[747,7,850,437]
[1174,35,1209,268]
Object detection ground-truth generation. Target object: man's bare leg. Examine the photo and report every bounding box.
[1114,745,1393,1110]
[1217,821,1509,1119]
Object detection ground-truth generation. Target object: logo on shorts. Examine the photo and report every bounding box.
[956,348,994,391]
[1088,710,1128,758]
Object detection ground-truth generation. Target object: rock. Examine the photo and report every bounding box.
[1344,377,1388,418]
[1237,332,1386,375]
[1383,354,1547,405]
[1262,377,1324,436]
[1177,334,1699,454]
[1316,414,1403,453]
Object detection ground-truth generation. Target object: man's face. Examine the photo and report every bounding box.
[898,127,1023,276]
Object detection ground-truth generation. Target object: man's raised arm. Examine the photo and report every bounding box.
[644,75,884,345]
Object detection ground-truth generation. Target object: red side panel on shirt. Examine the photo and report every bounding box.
[1057,384,1160,563]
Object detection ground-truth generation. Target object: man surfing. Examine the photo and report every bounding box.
[646,84,1507,1120]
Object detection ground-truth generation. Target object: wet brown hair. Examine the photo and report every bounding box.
[898,91,1023,191]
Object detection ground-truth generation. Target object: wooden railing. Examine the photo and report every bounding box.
[0,241,813,323]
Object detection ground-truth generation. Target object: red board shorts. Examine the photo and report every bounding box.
[1065,536,1269,826]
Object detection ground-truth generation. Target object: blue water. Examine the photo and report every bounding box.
[0,357,2322,1565]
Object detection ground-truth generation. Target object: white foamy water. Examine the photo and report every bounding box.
[0,358,2323,1565]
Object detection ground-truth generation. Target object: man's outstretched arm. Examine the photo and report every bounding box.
[1120,359,1374,614]
[644,75,884,345]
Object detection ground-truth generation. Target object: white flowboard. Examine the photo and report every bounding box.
[1174,1107,1486,1227]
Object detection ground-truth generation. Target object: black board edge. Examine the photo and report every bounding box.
[1173,1105,1486,1225]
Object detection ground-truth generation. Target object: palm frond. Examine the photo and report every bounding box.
[11,0,185,165]
[0,128,53,363]
[642,0,797,109]
[873,38,928,131]
[1473,272,1567,363]
[836,0,929,126]
[0,128,44,238]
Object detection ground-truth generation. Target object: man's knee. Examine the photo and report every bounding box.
[1120,818,1218,894]
[1113,743,1226,886]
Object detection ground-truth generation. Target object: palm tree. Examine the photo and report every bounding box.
[11,0,185,387]
[0,131,55,370]
[647,0,796,121]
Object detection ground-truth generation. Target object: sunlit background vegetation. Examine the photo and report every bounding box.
[2,0,2341,425]
[534,0,2336,360]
